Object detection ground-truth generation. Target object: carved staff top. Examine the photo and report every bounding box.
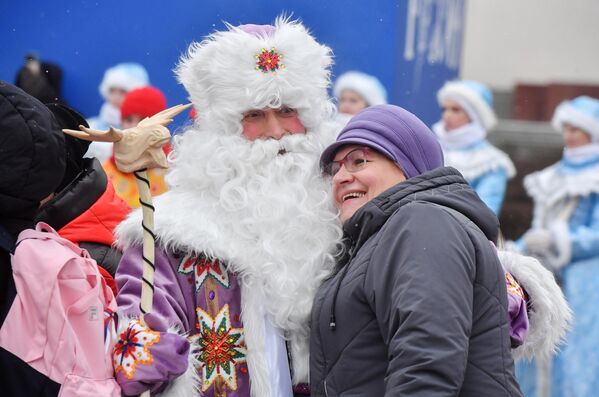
[64,103,191,173]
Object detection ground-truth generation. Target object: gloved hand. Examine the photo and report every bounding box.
[522,228,554,254]
[113,313,190,396]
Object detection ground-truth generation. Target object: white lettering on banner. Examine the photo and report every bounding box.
[404,0,464,91]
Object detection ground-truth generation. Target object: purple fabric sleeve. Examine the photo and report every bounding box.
[505,272,529,348]
[116,245,192,331]
[114,246,194,395]
[489,241,530,348]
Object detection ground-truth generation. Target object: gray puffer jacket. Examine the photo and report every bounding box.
[310,167,523,397]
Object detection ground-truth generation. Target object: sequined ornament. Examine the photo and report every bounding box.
[255,47,284,73]
[178,253,230,290]
[506,272,526,301]
[196,304,247,391]
[113,319,161,379]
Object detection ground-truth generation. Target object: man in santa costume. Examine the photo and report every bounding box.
[112,18,342,397]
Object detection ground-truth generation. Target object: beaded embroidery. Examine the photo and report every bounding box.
[196,304,247,391]
[113,319,161,379]
[255,47,284,73]
[506,272,526,301]
[178,254,230,290]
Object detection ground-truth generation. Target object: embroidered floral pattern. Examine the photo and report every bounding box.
[506,272,526,301]
[255,47,284,73]
[113,319,161,379]
[178,254,229,290]
[196,304,247,392]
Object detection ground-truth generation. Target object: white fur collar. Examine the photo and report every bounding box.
[433,120,487,150]
[563,143,599,164]
[524,161,599,208]
[442,141,516,181]
[99,102,121,128]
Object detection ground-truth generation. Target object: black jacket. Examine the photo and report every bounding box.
[0,81,65,396]
[35,158,123,276]
[0,81,66,323]
[310,167,522,397]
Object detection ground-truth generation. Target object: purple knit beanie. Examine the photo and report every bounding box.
[237,24,276,37]
[320,104,444,178]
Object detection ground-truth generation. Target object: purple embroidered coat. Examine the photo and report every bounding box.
[115,245,250,396]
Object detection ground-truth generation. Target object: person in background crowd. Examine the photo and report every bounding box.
[311,104,523,396]
[34,103,130,295]
[102,86,169,207]
[333,71,387,125]
[15,53,65,105]
[112,18,341,396]
[515,96,599,397]
[85,62,149,162]
[433,80,515,215]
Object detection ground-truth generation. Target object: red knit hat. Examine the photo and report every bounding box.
[120,86,167,121]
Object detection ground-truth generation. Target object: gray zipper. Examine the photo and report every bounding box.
[324,379,329,397]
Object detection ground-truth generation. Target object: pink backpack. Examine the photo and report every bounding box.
[0,223,120,396]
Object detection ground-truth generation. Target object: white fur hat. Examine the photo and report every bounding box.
[175,17,334,133]
[98,63,149,100]
[333,71,387,106]
[437,80,497,130]
[552,96,599,141]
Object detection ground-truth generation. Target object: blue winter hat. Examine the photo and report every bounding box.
[552,96,599,141]
[320,104,444,178]
[333,71,387,106]
[463,80,493,107]
[437,80,497,129]
[99,63,149,100]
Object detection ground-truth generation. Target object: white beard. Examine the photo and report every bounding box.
[117,124,343,333]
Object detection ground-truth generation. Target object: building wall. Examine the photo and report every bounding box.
[461,0,599,89]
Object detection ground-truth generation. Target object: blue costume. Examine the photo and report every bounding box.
[440,139,514,215]
[434,80,515,215]
[517,96,599,397]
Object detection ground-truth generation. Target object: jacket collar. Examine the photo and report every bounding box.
[35,158,107,231]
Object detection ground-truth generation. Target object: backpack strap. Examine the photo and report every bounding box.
[15,223,86,257]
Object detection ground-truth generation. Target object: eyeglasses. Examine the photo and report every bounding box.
[322,147,372,176]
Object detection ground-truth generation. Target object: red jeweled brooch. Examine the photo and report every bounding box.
[255,47,284,73]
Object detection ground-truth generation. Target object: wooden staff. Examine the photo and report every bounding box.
[64,103,192,397]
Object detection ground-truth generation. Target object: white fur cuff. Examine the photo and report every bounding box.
[498,250,573,361]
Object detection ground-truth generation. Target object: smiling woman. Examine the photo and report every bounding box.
[310,104,525,397]
[325,146,406,223]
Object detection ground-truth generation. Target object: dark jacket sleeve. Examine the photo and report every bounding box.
[365,202,476,396]
[79,241,122,276]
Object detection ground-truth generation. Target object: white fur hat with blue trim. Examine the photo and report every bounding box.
[98,63,149,100]
[437,80,497,130]
[333,71,387,106]
[175,17,333,134]
[552,96,599,141]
